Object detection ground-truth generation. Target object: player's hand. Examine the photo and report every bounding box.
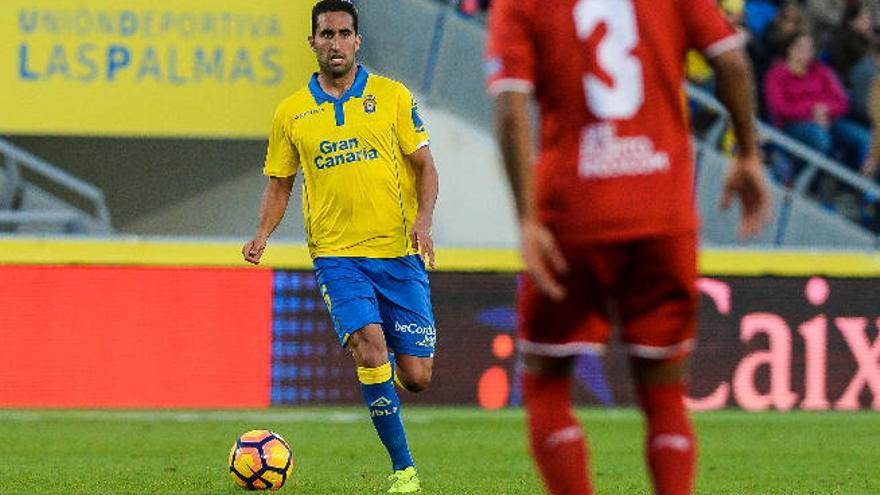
[812,104,831,128]
[520,219,568,302]
[411,215,435,269]
[242,235,269,265]
[720,154,771,241]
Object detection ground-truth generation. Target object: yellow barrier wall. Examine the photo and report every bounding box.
[0,238,877,276]
[0,1,315,137]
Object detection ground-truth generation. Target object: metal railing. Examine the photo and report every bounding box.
[0,137,112,234]
[687,84,880,199]
[687,84,879,247]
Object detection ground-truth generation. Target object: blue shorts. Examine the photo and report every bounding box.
[313,255,436,358]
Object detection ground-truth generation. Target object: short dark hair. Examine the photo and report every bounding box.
[312,0,359,35]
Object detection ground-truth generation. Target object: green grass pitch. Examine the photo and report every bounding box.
[0,407,876,494]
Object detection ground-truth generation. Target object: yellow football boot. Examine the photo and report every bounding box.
[387,466,421,493]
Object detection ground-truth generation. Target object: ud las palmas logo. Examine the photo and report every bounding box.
[363,94,377,113]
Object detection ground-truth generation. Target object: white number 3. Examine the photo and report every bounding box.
[573,0,644,119]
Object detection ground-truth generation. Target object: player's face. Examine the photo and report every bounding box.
[309,12,361,79]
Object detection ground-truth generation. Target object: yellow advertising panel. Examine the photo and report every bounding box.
[1,238,879,277]
[0,1,316,137]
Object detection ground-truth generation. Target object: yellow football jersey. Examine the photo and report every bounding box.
[264,66,430,258]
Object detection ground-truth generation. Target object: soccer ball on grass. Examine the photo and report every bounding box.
[228,430,294,490]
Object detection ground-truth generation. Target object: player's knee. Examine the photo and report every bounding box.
[398,367,432,393]
[348,334,388,368]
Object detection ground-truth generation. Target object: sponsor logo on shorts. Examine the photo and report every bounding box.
[394,321,436,349]
[394,321,435,335]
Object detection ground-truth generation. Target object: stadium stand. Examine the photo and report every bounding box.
[0,138,111,234]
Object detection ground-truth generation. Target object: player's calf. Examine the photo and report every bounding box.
[522,355,593,495]
[632,357,695,495]
[357,362,416,474]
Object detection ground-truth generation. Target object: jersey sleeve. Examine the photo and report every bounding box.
[682,0,743,59]
[485,0,536,96]
[395,85,430,156]
[263,102,300,178]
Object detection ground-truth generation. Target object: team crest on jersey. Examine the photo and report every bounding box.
[363,94,377,113]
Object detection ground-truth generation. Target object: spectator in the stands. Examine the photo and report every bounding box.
[764,1,810,62]
[806,0,847,46]
[765,32,871,172]
[828,1,877,126]
[808,0,880,40]
[743,2,776,101]
[745,0,780,37]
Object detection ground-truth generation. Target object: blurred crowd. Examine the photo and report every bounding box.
[688,0,880,230]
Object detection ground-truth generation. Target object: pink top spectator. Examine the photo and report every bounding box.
[764,60,850,127]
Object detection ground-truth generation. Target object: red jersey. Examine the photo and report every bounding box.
[486,0,741,242]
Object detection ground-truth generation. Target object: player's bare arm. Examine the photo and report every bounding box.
[711,47,771,241]
[495,91,568,302]
[242,175,295,265]
[407,146,439,269]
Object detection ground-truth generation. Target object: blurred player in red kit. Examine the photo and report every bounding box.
[486,0,769,494]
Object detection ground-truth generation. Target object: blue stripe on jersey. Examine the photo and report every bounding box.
[308,65,369,126]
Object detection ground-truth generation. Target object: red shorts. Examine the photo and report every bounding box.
[517,234,698,360]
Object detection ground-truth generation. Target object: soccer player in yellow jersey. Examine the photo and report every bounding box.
[241,1,437,493]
